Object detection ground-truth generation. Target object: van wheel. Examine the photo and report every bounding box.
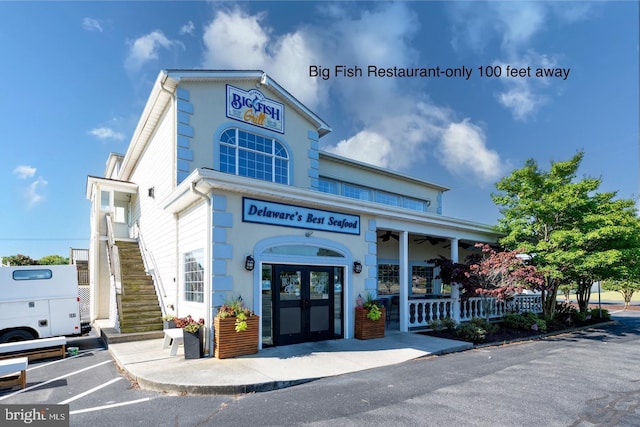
[0,330,35,343]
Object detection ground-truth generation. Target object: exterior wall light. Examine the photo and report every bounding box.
[148,187,155,198]
[353,261,363,274]
[245,255,255,271]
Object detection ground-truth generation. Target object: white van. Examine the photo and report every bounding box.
[0,265,81,343]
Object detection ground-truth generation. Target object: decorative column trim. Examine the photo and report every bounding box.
[449,237,461,322]
[399,230,409,332]
[176,87,194,185]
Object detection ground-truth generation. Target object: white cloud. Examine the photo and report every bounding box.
[201,8,325,108]
[200,4,505,185]
[25,177,47,207]
[439,120,502,184]
[180,21,195,35]
[202,9,270,68]
[13,165,36,179]
[125,30,180,72]
[448,2,593,121]
[89,127,125,141]
[327,131,393,168]
[82,17,103,32]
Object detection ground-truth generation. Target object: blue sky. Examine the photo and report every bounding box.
[0,1,637,260]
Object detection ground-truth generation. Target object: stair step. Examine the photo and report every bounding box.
[120,324,163,334]
[116,241,164,335]
[120,312,163,321]
[121,294,160,309]
[121,290,158,296]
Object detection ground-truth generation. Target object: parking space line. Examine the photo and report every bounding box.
[27,349,102,371]
[58,377,123,404]
[69,397,153,415]
[0,360,113,401]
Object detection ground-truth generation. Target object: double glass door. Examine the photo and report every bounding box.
[274,266,334,345]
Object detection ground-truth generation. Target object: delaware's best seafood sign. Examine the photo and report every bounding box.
[243,198,360,235]
[226,85,284,133]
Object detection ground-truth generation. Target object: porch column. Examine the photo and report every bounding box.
[449,238,461,323]
[399,230,409,332]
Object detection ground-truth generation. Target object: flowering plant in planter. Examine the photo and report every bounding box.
[217,297,256,332]
[175,315,204,332]
[362,293,383,321]
[175,315,205,359]
[162,313,177,329]
[355,292,386,340]
[214,297,259,359]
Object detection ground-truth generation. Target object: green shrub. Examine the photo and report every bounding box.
[456,322,487,343]
[428,319,445,332]
[503,312,530,330]
[456,318,495,343]
[504,312,547,332]
[533,318,547,332]
[441,317,458,330]
[575,310,588,322]
[589,308,611,321]
[428,317,458,332]
[469,317,498,334]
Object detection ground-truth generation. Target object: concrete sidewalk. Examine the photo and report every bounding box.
[108,331,472,395]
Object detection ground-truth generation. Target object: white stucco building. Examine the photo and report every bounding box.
[86,70,500,354]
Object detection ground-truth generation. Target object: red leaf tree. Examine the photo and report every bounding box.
[431,244,547,320]
[464,244,546,301]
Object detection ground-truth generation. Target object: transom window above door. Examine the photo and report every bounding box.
[219,128,289,184]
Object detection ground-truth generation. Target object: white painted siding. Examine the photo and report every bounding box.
[177,201,208,321]
[129,104,178,315]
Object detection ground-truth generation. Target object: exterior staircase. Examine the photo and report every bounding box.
[115,241,163,333]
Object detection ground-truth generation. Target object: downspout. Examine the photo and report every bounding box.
[191,181,214,358]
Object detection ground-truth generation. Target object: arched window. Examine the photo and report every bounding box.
[219,128,289,184]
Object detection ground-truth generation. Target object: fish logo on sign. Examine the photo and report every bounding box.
[226,85,285,133]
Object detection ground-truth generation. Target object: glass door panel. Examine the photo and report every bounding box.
[307,268,332,341]
[273,266,334,345]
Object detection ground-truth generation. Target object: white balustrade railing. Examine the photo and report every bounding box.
[407,298,456,329]
[408,294,543,329]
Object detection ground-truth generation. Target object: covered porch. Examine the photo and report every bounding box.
[373,226,542,332]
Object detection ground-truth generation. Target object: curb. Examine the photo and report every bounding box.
[110,321,617,396]
[473,320,618,350]
[135,376,319,396]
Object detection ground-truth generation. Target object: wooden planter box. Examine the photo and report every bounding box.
[354,307,386,340]
[214,315,259,359]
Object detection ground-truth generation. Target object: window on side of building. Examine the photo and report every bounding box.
[377,263,399,295]
[403,197,427,212]
[318,176,430,213]
[411,264,435,296]
[100,190,110,211]
[318,178,339,195]
[184,249,204,303]
[219,128,289,184]
[375,191,400,207]
[343,183,371,201]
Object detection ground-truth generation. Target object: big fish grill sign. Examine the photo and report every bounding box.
[226,85,284,133]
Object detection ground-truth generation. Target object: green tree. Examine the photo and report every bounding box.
[559,195,640,312]
[1,254,37,266]
[38,255,69,265]
[602,279,640,310]
[492,152,640,316]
